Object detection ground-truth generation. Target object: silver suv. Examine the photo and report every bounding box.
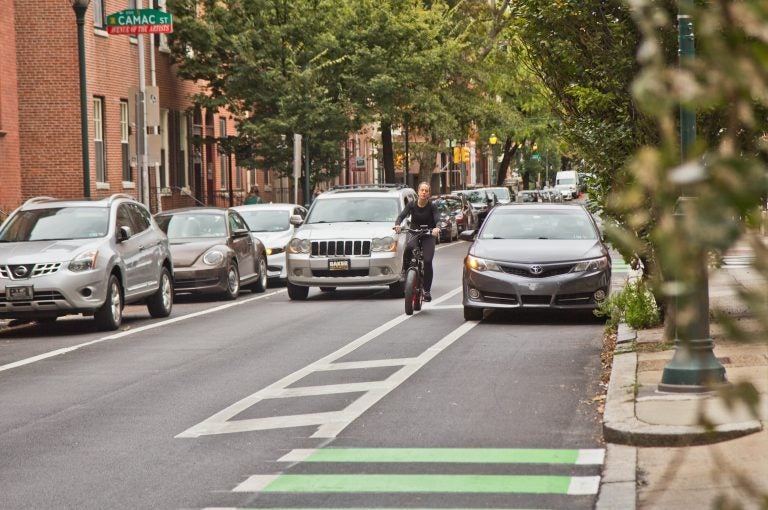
[0,194,174,330]
[285,184,417,300]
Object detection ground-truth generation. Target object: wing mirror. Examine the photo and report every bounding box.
[289,214,304,226]
[117,226,132,242]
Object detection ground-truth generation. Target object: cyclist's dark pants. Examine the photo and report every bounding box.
[405,235,436,291]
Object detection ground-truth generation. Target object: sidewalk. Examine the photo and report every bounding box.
[598,248,768,509]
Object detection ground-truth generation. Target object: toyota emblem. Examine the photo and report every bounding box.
[13,266,30,278]
[529,265,543,275]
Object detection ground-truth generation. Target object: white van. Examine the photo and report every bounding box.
[554,170,580,199]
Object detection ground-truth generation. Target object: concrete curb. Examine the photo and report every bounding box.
[603,324,763,447]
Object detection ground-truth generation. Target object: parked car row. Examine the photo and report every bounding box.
[0,187,611,330]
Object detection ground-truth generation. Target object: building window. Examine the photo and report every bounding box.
[94,96,106,182]
[93,0,106,29]
[120,100,132,182]
[219,118,228,189]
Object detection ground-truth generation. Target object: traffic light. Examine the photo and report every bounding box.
[453,147,461,164]
[395,153,404,169]
[462,147,470,163]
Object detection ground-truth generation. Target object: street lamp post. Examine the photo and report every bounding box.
[659,0,726,391]
[71,0,91,197]
[489,134,498,186]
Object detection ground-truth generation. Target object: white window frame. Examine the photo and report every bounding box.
[120,100,132,182]
[93,0,106,29]
[93,96,106,183]
[160,108,170,190]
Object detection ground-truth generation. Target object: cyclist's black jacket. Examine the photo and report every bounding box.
[395,200,440,229]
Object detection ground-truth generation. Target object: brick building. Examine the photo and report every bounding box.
[0,0,286,217]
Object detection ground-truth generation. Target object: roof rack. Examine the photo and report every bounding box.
[329,183,410,191]
[22,197,57,207]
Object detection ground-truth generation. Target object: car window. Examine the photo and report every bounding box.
[157,213,227,238]
[116,204,136,234]
[480,210,597,240]
[230,211,248,232]
[128,203,151,234]
[0,207,109,241]
[240,210,290,232]
[306,197,399,223]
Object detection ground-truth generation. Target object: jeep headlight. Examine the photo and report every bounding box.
[202,249,225,265]
[69,250,99,272]
[572,256,609,272]
[466,254,500,272]
[371,236,397,252]
[288,238,311,254]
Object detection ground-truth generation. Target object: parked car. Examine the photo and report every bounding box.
[431,197,459,242]
[481,186,514,205]
[0,194,173,330]
[233,203,307,283]
[453,189,497,226]
[460,203,611,320]
[517,190,541,203]
[433,193,477,233]
[154,207,268,299]
[285,184,417,300]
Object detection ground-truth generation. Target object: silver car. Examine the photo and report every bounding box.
[285,184,416,300]
[0,194,174,330]
[461,203,611,320]
[233,203,307,282]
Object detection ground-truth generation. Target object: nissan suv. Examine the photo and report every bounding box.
[0,194,174,330]
[285,184,417,300]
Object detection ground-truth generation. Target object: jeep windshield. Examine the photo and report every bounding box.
[0,207,109,241]
[306,197,399,224]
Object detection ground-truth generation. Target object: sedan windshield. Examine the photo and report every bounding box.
[480,210,597,240]
[156,213,227,238]
[306,198,399,224]
[487,188,511,201]
[0,207,108,241]
[239,210,290,232]
[462,191,485,204]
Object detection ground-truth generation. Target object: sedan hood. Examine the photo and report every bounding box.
[0,240,100,263]
[169,238,226,266]
[471,238,606,264]
[297,223,396,240]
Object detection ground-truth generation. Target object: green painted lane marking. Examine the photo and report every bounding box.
[282,447,604,465]
[256,474,599,495]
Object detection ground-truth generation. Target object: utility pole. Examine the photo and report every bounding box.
[659,0,726,391]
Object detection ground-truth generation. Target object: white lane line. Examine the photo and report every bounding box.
[315,358,419,371]
[176,287,473,439]
[232,474,280,492]
[567,475,601,495]
[0,289,286,374]
[576,449,606,465]
[278,448,317,462]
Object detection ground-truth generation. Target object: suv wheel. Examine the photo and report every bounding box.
[223,263,240,300]
[287,282,309,300]
[95,275,123,331]
[147,267,173,318]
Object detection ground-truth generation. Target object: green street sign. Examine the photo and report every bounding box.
[107,9,173,35]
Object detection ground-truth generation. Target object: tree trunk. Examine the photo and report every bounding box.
[496,138,514,186]
[382,123,395,184]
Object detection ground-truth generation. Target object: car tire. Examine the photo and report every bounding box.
[287,281,309,300]
[147,267,173,318]
[389,281,405,298]
[223,263,240,300]
[95,274,123,331]
[463,305,483,321]
[252,256,268,293]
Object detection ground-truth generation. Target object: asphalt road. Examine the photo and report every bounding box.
[0,239,622,509]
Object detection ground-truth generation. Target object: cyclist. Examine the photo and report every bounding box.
[394,181,440,302]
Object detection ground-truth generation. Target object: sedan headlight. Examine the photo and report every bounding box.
[466,254,500,272]
[202,249,225,265]
[266,247,285,256]
[572,256,609,272]
[69,250,99,272]
[288,238,311,254]
[371,236,397,252]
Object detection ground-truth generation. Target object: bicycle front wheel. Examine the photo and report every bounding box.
[404,269,419,315]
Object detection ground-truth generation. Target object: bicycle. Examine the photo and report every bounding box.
[398,226,433,315]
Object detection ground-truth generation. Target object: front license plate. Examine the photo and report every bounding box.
[6,285,33,301]
[328,259,349,271]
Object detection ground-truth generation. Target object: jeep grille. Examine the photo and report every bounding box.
[312,240,371,256]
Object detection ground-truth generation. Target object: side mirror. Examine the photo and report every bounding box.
[459,230,476,242]
[289,214,304,226]
[233,228,250,238]
[117,226,132,242]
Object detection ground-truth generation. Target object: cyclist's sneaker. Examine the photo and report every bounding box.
[423,291,432,302]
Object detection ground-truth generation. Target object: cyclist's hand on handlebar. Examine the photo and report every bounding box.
[393,225,402,234]
[431,227,440,237]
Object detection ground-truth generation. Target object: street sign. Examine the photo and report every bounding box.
[107,9,173,35]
